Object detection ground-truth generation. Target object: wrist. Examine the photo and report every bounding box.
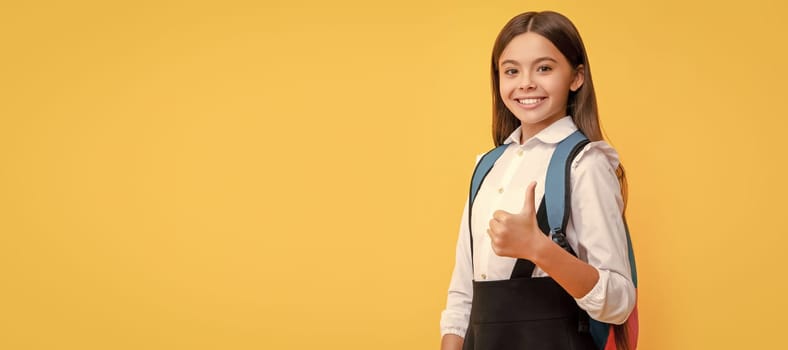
[529,231,553,264]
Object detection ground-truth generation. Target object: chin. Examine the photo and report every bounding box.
[513,114,554,126]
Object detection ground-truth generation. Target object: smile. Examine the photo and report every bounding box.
[515,97,546,107]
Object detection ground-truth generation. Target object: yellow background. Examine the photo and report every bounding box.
[2,0,787,348]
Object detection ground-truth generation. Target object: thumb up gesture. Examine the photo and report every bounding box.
[487,181,547,260]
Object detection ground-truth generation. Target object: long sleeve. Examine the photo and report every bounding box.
[439,152,484,338]
[567,141,636,325]
[439,195,474,337]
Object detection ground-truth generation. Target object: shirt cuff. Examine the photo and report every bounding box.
[574,267,608,311]
[440,327,466,338]
[440,309,468,338]
[573,268,634,325]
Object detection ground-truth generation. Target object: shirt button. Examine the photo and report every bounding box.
[517,149,524,156]
[481,274,487,280]
[498,187,504,194]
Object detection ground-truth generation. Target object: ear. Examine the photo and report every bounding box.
[570,64,585,92]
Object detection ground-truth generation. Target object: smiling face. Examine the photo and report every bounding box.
[498,32,584,142]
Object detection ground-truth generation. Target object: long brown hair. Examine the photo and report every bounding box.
[490,11,632,350]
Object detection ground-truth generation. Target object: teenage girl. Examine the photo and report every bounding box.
[439,11,636,350]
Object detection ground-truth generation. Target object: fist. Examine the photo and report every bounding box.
[487,181,547,260]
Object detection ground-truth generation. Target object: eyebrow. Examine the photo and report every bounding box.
[500,57,558,67]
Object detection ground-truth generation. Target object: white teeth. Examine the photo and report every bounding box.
[518,98,543,105]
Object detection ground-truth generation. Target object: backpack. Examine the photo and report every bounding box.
[468,130,639,350]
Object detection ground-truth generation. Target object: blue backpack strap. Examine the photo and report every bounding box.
[467,144,508,263]
[544,130,589,253]
[546,130,639,349]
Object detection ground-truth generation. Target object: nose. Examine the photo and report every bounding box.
[519,75,535,90]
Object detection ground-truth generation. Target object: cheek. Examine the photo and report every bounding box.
[550,73,575,92]
[498,79,515,99]
[543,79,572,99]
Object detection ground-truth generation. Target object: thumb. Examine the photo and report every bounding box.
[521,181,537,214]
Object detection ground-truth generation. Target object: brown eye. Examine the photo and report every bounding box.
[536,65,552,72]
[504,68,518,75]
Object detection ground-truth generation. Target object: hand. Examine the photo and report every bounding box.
[487,181,547,260]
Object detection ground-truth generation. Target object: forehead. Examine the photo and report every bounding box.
[499,32,567,65]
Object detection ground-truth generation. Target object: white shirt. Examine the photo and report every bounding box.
[440,116,636,338]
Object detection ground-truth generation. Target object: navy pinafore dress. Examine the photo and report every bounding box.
[462,198,598,350]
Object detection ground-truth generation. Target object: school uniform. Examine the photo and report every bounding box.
[440,116,636,349]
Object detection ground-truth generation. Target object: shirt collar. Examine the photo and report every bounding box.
[503,116,578,146]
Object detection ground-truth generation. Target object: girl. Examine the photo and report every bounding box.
[439,11,636,350]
